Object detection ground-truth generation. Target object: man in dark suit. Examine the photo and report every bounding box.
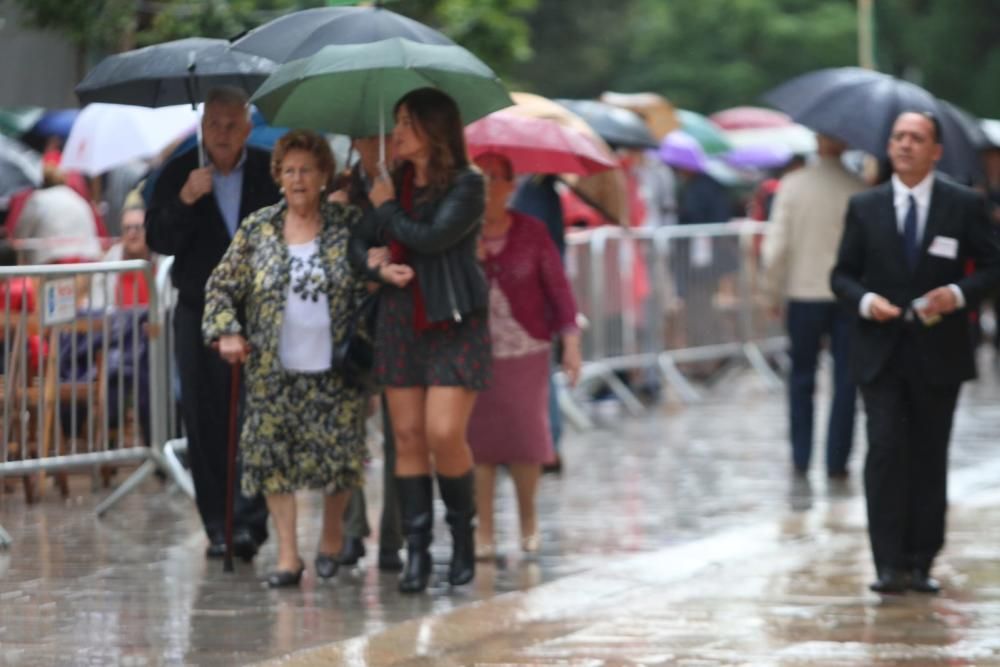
[831,111,1000,594]
[146,87,279,559]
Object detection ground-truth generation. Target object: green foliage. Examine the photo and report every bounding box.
[509,0,859,112]
[12,0,136,51]
[875,0,1000,117]
[17,0,999,118]
[137,0,327,46]
[392,0,538,76]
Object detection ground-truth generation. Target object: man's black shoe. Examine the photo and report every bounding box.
[337,537,366,566]
[205,540,226,559]
[377,547,404,572]
[232,529,259,562]
[869,568,909,594]
[909,569,941,594]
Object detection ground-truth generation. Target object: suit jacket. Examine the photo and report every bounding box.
[145,148,280,313]
[830,175,1000,385]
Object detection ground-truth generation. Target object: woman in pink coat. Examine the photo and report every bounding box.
[468,153,581,560]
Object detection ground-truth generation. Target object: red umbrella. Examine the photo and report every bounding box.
[709,106,792,131]
[465,110,617,176]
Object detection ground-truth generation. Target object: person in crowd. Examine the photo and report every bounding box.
[349,87,490,594]
[203,129,369,587]
[145,86,275,561]
[91,189,156,309]
[831,111,1000,595]
[468,153,581,561]
[328,134,404,573]
[12,165,103,264]
[760,136,866,479]
[510,174,569,474]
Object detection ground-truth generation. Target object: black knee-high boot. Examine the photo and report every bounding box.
[437,471,475,586]
[396,475,433,593]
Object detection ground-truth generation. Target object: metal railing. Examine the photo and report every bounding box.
[0,223,789,545]
[560,220,787,414]
[0,258,186,546]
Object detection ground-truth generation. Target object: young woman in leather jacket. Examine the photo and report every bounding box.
[348,87,490,593]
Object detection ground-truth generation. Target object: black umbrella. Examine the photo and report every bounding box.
[230,5,455,63]
[761,67,981,181]
[75,37,276,108]
[555,99,657,150]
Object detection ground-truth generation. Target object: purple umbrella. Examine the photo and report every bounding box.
[723,144,792,170]
[658,130,707,172]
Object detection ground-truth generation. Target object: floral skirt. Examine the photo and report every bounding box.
[240,369,366,496]
[374,285,491,390]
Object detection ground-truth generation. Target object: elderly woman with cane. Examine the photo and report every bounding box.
[203,129,369,587]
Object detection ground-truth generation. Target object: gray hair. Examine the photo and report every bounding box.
[203,86,252,120]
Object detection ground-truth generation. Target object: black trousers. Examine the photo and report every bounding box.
[174,302,268,543]
[859,336,960,573]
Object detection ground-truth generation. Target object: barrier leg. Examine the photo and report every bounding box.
[163,438,195,499]
[0,524,11,548]
[553,372,594,431]
[743,342,784,390]
[598,367,645,417]
[657,353,702,403]
[94,458,158,516]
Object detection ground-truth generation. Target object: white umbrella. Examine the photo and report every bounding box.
[723,124,817,155]
[982,119,1000,149]
[61,103,198,176]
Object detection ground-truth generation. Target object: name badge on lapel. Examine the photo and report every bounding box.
[927,235,958,259]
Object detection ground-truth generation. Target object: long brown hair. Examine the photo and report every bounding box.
[393,88,470,202]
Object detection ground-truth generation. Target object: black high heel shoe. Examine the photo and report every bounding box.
[314,552,340,579]
[267,559,305,588]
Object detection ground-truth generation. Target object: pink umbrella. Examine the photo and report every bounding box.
[465,110,617,176]
[710,106,792,131]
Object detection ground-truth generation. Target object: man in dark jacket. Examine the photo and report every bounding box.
[146,87,278,559]
[831,111,1000,594]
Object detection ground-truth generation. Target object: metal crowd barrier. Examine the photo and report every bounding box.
[561,220,787,413]
[0,258,184,546]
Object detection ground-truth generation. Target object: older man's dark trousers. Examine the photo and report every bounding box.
[859,334,960,575]
[174,302,268,543]
[786,300,856,474]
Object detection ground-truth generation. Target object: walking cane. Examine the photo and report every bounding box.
[223,360,241,573]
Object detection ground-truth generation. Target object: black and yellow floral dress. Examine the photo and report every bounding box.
[202,200,368,497]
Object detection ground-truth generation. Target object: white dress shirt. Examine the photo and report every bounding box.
[859,172,964,319]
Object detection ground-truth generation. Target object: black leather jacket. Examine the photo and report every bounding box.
[349,167,488,324]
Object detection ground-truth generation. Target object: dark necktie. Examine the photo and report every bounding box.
[903,194,919,271]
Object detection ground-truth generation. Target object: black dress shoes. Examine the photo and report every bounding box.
[267,559,305,588]
[909,569,941,594]
[205,540,226,559]
[378,547,404,572]
[869,568,910,594]
[337,537,366,566]
[233,529,260,562]
[314,553,340,579]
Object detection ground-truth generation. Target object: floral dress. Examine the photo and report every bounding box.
[202,200,369,496]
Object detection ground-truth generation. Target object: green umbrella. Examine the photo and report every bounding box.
[677,109,732,155]
[0,107,44,138]
[251,37,512,138]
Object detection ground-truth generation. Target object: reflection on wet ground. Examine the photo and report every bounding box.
[2,362,1000,665]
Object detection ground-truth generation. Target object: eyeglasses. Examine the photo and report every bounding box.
[122,224,144,234]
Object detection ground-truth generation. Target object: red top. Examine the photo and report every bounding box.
[389,167,448,332]
[481,211,578,341]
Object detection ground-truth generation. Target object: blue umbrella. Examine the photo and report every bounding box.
[31,109,80,138]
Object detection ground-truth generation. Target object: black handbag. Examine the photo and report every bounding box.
[332,292,379,391]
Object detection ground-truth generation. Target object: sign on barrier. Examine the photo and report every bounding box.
[42,278,77,326]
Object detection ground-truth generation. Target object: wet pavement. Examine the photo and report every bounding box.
[2,355,1000,666]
